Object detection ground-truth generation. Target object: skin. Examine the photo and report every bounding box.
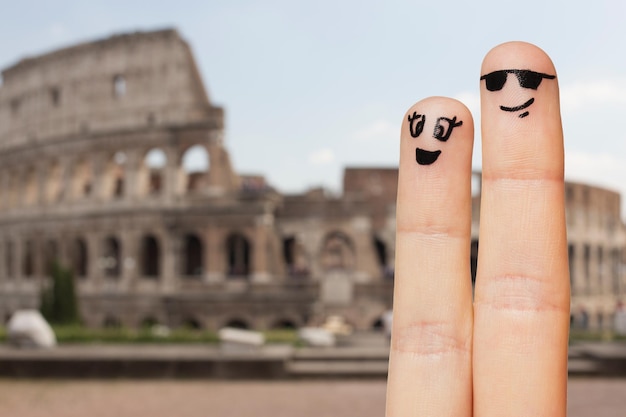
[386,42,569,417]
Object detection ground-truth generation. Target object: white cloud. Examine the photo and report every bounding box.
[308,148,335,165]
[351,119,397,142]
[560,78,626,112]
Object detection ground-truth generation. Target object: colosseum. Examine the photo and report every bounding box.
[0,29,624,331]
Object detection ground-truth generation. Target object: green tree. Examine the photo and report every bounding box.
[40,262,80,325]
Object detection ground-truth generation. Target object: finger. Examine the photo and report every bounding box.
[473,42,569,417]
[386,97,474,417]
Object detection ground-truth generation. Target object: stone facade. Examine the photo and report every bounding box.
[0,29,623,331]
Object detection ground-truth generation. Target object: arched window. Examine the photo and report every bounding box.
[23,240,35,277]
[283,236,310,278]
[72,238,88,278]
[42,240,58,276]
[181,145,210,193]
[182,234,203,276]
[72,158,93,199]
[105,151,127,199]
[113,74,126,98]
[224,318,249,330]
[182,317,202,330]
[141,235,160,278]
[320,231,355,271]
[226,233,251,277]
[142,148,167,196]
[102,237,121,278]
[272,319,296,330]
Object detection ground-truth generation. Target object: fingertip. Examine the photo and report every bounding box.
[398,96,474,233]
[481,41,557,79]
[479,42,563,179]
[400,96,474,172]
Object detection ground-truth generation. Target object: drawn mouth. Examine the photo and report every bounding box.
[500,98,535,118]
[415,148,441,165]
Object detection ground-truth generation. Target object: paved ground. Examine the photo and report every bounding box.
[0,378,624,417]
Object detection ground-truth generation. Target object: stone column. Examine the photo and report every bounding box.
[161,230,179,293]
[14,236,23,282]
[205,226,223,283]
[352,216,377,282]
[164,146,179,203]
[14,167,25,208]
[36,161,47,206]
[91,153,106,202]
[0,169,8,212]
[252,215,272,283]
[123,149,141,201]
[58,156,73,203]
[86,233,101,289]
[121,229,139,289]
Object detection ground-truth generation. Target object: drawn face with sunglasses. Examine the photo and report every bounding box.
[480,69,555,118]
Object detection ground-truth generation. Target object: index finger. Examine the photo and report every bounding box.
[386,97,474,417]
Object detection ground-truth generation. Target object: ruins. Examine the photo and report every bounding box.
[0,29,623,331]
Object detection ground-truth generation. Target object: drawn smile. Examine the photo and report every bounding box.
[500,98,535,118]
[415,148,441,165]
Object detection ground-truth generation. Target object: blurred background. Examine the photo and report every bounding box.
[0,1,625,416]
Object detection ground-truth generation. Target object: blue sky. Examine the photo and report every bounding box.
[2,0,626,207]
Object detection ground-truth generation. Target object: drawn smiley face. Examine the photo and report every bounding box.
[408,112,463,165]
[480,69,556,118]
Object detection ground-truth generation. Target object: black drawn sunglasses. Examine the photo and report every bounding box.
[480,69,556,91]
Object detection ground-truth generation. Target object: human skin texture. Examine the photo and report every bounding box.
[386,42,569,417]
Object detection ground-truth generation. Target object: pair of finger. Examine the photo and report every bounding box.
[386,42,570,417]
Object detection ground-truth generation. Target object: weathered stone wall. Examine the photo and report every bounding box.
[0,29,622,332]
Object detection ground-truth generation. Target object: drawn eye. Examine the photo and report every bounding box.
[408,112,426,138]
[433,116,462,142]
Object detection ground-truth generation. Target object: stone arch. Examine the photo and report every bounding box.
[283,235,310,278]
[42,239,59,276]
[71,238,88,278]
[320,231,355,271]
[102,151,127,199]
[102,236,121,278]
[223,318,250,330]
[45,160,63,204]
[271,318,298,330]
[181,316,202,330]
[180,144,210,193]
[71,157,93,199]
[141,234,160,278]
[139,148,167,196]
[182,233,203,276]
[226,232,252,277]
